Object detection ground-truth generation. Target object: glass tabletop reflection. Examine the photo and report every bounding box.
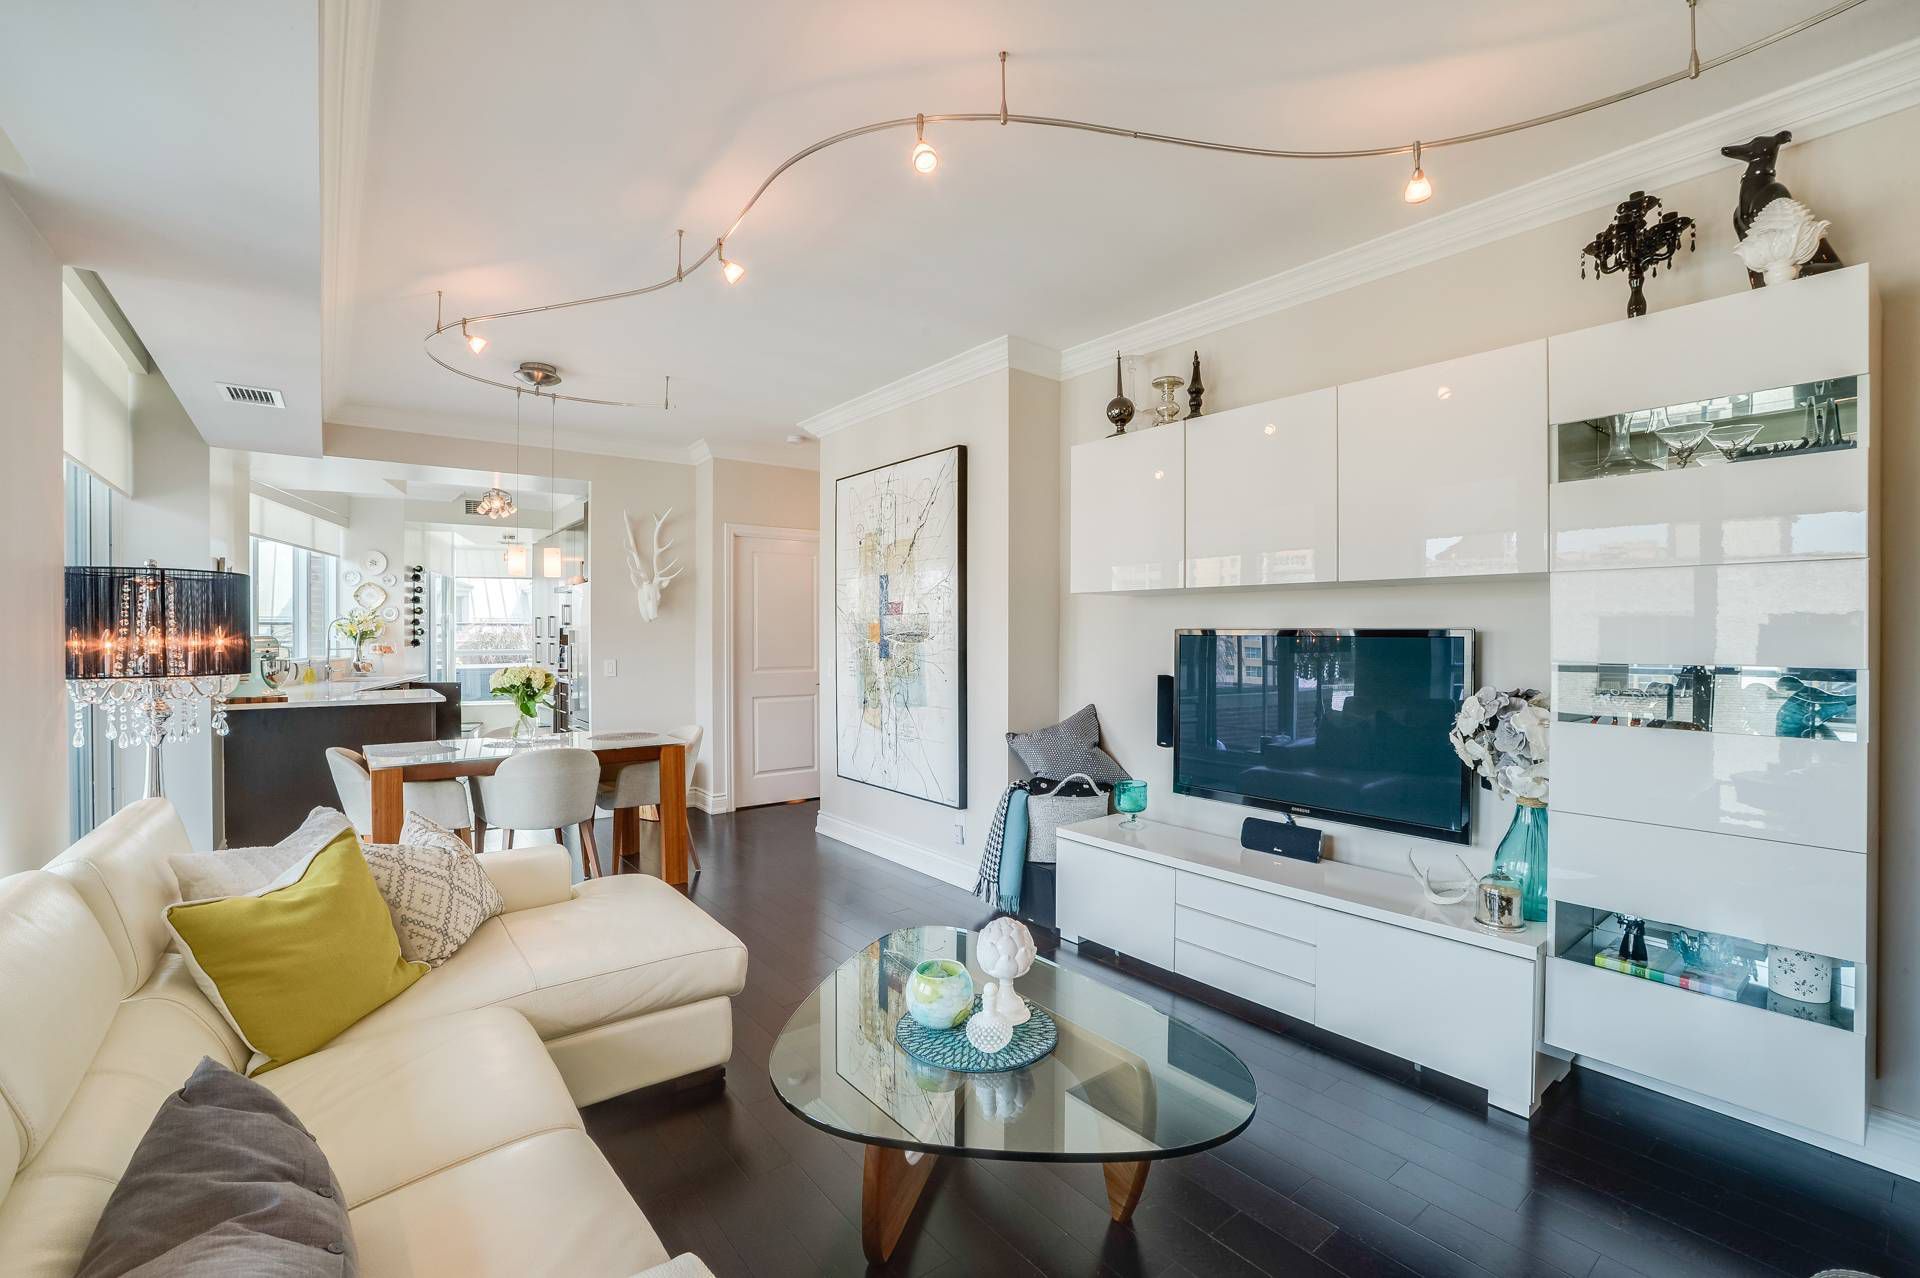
[361,729,685,769]
[767,926,1257,1162]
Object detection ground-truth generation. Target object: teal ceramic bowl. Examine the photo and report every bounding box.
[905,959,975,1030]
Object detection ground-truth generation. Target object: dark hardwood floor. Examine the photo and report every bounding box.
[580,801,1915,1277]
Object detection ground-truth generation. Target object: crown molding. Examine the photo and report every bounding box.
[318,0,380,419]
[799,335,1063,438]
[1057,35,1920,379]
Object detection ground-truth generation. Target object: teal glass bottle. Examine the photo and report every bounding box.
[1493,802,1549,923]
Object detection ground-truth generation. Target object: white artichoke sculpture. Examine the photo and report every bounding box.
[1732,197,1831,286]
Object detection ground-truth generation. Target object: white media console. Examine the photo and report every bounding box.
[1056,815,1565,1117]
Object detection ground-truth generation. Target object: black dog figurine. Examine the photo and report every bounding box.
[1721,130,1842,286]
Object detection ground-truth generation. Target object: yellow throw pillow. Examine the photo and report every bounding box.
[166,827,427,1074]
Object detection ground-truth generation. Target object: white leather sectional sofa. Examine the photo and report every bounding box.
[0,799,748,1277]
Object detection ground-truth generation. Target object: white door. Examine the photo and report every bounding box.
[732,530,821,807]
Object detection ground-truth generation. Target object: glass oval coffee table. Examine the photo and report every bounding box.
[769,926,1258,1262]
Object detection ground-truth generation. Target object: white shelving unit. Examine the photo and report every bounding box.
[1541,264,1878,1145]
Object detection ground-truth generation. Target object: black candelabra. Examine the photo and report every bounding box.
[1580,190,1695,319]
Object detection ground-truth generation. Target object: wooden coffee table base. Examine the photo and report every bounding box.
[860,1145,1149,1263]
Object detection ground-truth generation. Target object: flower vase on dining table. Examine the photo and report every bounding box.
[1493,800,1549,924]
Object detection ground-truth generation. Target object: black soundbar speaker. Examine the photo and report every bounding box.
[1156,674,1175,748]
[1241,815,1325,863]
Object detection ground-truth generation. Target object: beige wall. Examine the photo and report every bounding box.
[0,189,67,873]
[323,424,698,736]
[815,370,1061,884]
[1056,105,1920,1119]
[693,457,818,805]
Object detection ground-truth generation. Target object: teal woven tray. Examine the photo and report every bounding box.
[893,996,1057,1073]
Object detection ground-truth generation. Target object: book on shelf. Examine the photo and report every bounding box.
[1592,951,1744,1001]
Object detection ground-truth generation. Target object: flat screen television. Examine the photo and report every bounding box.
[1173,629,1474,843]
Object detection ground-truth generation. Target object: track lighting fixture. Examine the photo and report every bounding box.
[423,4,1865,408]
[1403,141,1433,205]
[911,113,938,174]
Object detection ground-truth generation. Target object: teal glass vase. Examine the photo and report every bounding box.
[1493,802,1549,924]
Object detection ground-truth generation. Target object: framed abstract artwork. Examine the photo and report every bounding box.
[834,445,967,808]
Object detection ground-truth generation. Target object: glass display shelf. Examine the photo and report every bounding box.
[1554,664,1860,740]
[1554,377,1859,483]
[1554,904,1854,1031]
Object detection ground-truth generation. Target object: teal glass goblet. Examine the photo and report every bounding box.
[1114,779,1148,829]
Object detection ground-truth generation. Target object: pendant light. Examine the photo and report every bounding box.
[910,113,938,174]
[1403,140,1433,204]
[476,392,521,519]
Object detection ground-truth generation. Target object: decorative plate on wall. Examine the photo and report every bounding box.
[352,581,389,611]
[343,568,362,586]
[378,606,399,622]
[379,572,398,587]
[362,550,389,575]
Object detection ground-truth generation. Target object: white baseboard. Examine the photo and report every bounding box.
[1572,1055,1920,1183]
[690,786,730,815]
[815,811,978,891]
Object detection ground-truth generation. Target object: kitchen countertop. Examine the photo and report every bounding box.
[227,674,445,712]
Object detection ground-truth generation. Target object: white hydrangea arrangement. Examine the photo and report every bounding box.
[1449,686,1550,805]
[489,664,558,720]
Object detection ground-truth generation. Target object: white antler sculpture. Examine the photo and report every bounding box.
[625,507,683,623]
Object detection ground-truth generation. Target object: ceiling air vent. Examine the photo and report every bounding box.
[463,498,483,515]
[215,382,285,408]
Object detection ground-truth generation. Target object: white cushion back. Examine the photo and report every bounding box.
[44,798,190,997]
[326,747,374,833]
[475,747,601,831]
[0,873,122,1197]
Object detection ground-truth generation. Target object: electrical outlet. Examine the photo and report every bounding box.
[603,659,616,677]
[952,822,966,846]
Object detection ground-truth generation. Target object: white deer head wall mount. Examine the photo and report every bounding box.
[624,507,683,623]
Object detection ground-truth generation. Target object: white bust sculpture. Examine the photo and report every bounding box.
[977,917,1037,1025]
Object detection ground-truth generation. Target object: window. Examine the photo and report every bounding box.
[452,576,532,699]
[64,458,117,838]
[249,535,339,660]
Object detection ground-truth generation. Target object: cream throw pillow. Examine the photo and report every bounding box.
[169,807,352,901]
[360,813,504,967]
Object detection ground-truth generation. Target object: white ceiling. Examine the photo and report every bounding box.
[0,2,323,455]
[6,2,1918,461]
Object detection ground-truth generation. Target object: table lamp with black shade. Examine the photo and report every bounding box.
[64,562,250,798]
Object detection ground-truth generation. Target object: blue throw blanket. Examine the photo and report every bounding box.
[972,782,1030,910]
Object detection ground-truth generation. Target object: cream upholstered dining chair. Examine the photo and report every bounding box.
[326,747,473,843]
[597,723,703,874]
[470,746,604,877]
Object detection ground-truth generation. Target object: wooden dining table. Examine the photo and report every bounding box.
[361,730,695,886]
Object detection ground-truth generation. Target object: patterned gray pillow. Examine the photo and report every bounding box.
[1007,705,1129,784]
[359,812,505,967]
[75,1056,354,1277]
[169,808,352,902]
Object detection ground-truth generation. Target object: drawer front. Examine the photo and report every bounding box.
[1545,954,1867,1143]
[1555,720,1868,853]
[1175,940,1315,1023]
[1550,558,1868,669]
[1175,906,1315,984]
[1550,812,1867,962]
[1315,909,1539,1114]
[1176,872,1320,943]
[1057,839,1175,969]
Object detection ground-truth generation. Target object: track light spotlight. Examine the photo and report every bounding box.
[911,113,938,174]
[717,239,746,285]
[462,320,488,355]
[1403,141,1433,205]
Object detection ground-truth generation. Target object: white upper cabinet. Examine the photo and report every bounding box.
[1336,339,1549,582]
[1548,266,1874,573]
[1069,423,1185,593]
[1185,388,1338,587]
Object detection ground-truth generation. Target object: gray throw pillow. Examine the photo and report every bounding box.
[1007,705,1129,784]
[170,808,352,902]
[75,1056,355,1277]
[360,811,505,967]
